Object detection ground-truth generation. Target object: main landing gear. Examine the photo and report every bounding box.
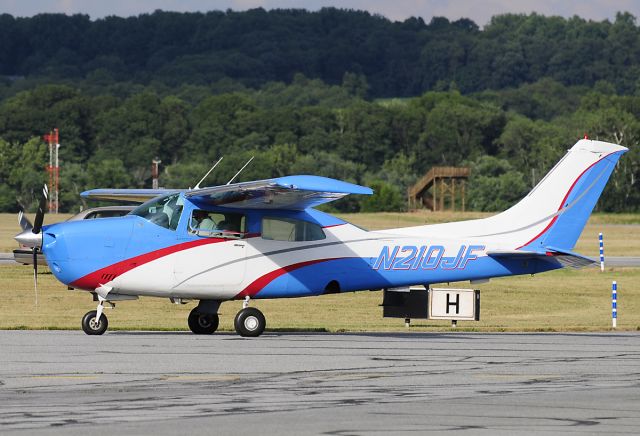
[234,297,266,337]
[187,297,266,337]
[188,309,219,334]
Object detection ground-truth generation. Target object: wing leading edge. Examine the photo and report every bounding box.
[81,175,373,210]
[81,188,181,203]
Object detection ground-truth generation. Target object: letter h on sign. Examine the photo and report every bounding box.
[446,293,460,314]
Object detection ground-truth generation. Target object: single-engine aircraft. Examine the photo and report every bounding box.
[14,139,627,337]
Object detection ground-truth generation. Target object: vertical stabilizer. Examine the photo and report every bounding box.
[517,139,627,251]
[382,139,627,252]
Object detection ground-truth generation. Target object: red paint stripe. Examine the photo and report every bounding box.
[516,151,615,250]
[323,223,345,229]
[70,237,230,290]
[235,258,340,299]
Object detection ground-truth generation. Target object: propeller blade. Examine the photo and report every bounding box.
[33,247,38,308]
[18,210,33,232]
[32,184,48,234]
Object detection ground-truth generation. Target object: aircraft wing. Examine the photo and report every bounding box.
[81,189,181,203]
[185,175,373,210]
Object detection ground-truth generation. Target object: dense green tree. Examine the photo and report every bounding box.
[3,10,640,97]
[4,137,48,211]
[467,156,528,211]
[414,92,506,169]
[359,180,405,212]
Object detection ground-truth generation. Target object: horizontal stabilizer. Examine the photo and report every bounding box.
[543,246,596,268]
[487,248,595,269]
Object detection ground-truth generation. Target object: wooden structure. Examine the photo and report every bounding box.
[407,166,470,211]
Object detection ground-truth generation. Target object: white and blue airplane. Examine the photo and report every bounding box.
[15,138,627,336]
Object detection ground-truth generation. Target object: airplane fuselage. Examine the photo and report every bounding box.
[41,201,557,302]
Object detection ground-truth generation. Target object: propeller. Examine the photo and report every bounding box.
[14,185,48,308]
[33,184,48,234]
[18,210,33,231]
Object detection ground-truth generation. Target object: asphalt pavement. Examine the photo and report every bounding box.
[1,331,639,435]
[0,253,16,265]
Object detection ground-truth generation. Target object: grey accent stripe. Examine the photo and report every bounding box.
[172,237,379,288]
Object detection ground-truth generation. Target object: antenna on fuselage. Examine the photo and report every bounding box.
[226,156,254,185]
[193,157,224,190]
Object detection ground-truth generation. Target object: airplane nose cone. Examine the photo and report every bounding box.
[14,229,43,248]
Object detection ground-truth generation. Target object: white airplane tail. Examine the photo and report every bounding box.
[386,139,628,252]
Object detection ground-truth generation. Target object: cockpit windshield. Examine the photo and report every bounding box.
[130,193,184,230]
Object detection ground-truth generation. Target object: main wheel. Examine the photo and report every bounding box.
[81,310,108,335]
[234,307,266,337]
[188,308,219,334]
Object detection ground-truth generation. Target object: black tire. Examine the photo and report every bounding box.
[81,310,108,335]
[234,307,266,337]
[188,308,219,334]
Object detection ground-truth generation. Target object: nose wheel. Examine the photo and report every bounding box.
[81,310,109,335]
[234,307,266,337]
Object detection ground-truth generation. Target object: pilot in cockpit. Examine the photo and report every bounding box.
[191,210,215,233]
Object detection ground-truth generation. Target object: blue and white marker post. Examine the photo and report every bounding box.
[599,232,605,272]
[612,281,617,329]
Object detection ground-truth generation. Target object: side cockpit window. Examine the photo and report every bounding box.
[261,217,326,242]
[130,193,183,230]
[189,210,246,239]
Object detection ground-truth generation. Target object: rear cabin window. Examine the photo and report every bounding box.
[261,217,326,242]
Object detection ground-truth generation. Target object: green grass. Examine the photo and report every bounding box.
[0,264,638,332]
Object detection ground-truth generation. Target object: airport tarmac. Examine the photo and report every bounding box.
[1,331,639,435]
[0,253,15,265]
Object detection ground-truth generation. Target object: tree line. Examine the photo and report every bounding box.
[0,76,638,213]
[2,9,640,97]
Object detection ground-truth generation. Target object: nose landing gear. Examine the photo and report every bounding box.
[81,293,113,335]
[81,310,109,335]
